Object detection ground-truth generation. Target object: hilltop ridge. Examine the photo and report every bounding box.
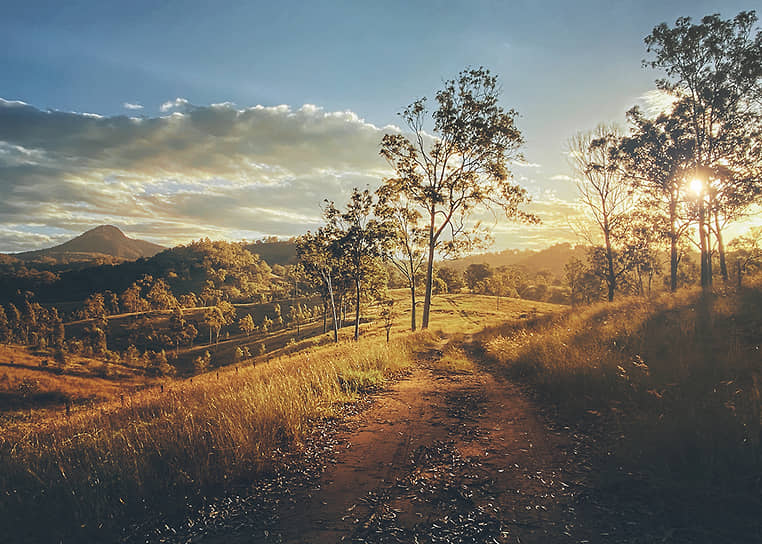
[12,225,165,262]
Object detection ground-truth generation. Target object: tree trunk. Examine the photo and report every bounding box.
[714,212,728,281]
[325,273,339,343]
[422,220,436,329]
[409,280,417,331]
[354,279,361,341]
[604,227,615,302]
[669,200,678,292]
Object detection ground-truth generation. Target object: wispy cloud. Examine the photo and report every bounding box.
[639,89,678,116]
[122,102,143,110]
[550,174,574,182]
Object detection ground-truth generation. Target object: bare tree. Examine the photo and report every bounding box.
[569,125,633,301]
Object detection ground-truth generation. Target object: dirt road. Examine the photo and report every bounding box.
[159,340,609,544]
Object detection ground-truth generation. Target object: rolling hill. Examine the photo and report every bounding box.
[12,225,165,263]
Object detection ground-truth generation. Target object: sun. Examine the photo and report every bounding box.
[690,178,704,195]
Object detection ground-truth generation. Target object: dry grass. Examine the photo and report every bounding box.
[0,334,415,541]
[0,344,149,425]
[0,293,563,541]
[477,282,762,486]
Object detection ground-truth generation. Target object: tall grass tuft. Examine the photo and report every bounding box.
[0,335,414,541]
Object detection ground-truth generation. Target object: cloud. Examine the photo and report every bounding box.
[639,89,678,116]
[549,174,574,181]
[159,97,190,112]
[122,102,143,110]
[0,98,399,251]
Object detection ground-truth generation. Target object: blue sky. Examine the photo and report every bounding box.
[0,0,758,251]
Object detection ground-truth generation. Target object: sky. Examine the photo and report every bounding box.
[0,0,758,253]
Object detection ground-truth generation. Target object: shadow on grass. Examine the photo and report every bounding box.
[466,287,762,543]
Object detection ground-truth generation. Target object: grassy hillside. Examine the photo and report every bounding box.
[449,242,588,279]
[0,344,150,423]
[476,281,762,536]
[0,293,560,542]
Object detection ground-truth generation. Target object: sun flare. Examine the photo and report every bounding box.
[690,178,704,195]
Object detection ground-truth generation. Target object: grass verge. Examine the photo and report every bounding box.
[0,335,415,542]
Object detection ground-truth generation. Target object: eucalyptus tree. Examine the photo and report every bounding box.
[296,228,342,342]
[618,106,695,291]
[569,125,633,301]
[380,67,536,329]
[644,10,762,286]
[324,188,391,341]
[375,186,426,331]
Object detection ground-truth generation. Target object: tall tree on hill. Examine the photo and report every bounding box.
[569,125,633,301]
[375,186,426,331]
[324,188,391,341]
[380,67,536,329]
[644,11,762,287]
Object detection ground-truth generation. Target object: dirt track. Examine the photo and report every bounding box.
[175,341,604,544]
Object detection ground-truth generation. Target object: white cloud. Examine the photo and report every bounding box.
[122,102,144,110]
[160,97,190,112]
[550,174,574,181]
[639,89,678,116]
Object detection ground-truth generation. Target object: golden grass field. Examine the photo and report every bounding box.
[0,293,559,542]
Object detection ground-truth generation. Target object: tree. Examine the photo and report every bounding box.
[325,188,391,341]
[464,263,492,293]
[380,67,536,329]
[203,306,225,344]
[380,299,396,343]
[436,266,464,294]
[146,278,178,310]
[6,304,21,343]
[121,282,149,313]
[618,106,694,291]
[644,11,762,286]
[569,125,633,301]
[565,257,605,305]
[296,229,342,342]
[238,314,255,337]
[0,306,9,344]
[485,266,521,308]
[375,186,426,331]
[287,304,305,336]
[728,227,762,287]
[260,314,273,334]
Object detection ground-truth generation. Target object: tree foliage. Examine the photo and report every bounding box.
[380,67,536,329]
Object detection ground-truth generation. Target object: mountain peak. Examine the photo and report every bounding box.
[13,225,165,262]
[79,225,129,240]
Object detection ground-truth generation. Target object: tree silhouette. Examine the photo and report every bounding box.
[644,11,762,287]
[569,125,633,301]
